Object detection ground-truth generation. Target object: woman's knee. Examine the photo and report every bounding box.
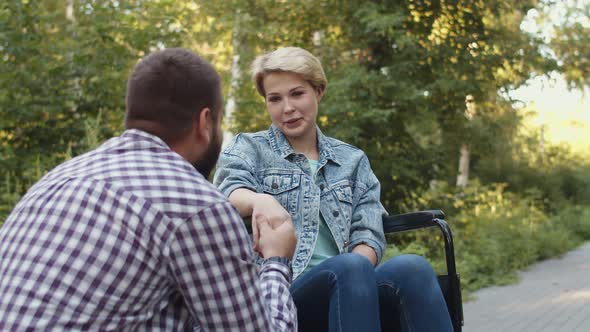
[377,254,437,284]
[333,252,373,269]
[327,253,375,281]
[329,253,378,299]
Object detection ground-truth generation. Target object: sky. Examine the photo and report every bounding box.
[511,75,590,156]
[509,0,590,156]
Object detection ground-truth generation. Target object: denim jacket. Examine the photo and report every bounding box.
[214,125,387,279]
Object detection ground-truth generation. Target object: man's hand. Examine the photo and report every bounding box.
[256,217,297,259]
[251,194,292,250]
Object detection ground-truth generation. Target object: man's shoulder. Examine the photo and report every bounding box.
[130,167,230,221]
[41,135,230,219]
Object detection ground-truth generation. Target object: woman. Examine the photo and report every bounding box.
[214,47,452,332]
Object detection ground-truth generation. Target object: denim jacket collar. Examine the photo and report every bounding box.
[268,124,341,166]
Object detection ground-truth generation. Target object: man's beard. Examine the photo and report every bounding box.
[193,128,222,179]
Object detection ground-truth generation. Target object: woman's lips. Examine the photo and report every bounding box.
[284,118,302,128]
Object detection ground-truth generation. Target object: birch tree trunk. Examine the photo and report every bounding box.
[66,0,75,23]
[66,0,80,115]
[456,144,470,188]
[456,95,476,188]
[223,11,242,147]
[539,123,545,165]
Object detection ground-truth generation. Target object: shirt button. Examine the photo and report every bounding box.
[320,184,325,191]
[271,183,278,189]
[333,211,339,217]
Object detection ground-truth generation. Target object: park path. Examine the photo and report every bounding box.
[462,242,590,332]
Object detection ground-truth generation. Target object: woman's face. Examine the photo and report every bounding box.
[262,71,322,142]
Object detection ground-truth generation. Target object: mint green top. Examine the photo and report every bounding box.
[304,159,339,272]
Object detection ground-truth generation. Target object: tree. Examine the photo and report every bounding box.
[0,0,574,215]
[0,0,190,185]
[550,0,590,89]
[321,0,549,210]
[195,0,553,212]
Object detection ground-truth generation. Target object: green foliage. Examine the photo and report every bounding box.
[0,0,190,196]
[475,129,590,209]
[211,0,557,213]
[2,0,581,212]
[0,112,110,225]
[0,173,24,224]
[546,0,590,89]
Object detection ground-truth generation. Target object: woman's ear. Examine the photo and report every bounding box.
[316,87,325,102]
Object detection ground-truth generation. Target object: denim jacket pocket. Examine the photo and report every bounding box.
[331,180,353,243]
[333,182,353,204]
[260,171,302,215]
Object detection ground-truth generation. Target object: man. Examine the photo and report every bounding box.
[0,48,297,331]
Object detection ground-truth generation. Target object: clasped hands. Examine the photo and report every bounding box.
[252,193,297,260]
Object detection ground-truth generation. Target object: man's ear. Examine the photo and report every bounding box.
[194,108,212,144]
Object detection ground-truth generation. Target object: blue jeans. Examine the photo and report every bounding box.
[290,253,453,332]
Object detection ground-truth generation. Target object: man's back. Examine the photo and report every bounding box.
[0,129,295,331]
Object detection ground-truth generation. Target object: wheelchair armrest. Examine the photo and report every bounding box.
[382,209,445,234]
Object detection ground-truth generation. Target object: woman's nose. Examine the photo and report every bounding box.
[284,98,295,113]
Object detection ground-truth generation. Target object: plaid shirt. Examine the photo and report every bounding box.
[0,129,296,331]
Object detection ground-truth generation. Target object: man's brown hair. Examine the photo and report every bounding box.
[125,48,222,143]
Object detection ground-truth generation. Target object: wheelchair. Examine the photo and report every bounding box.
[383,210,463,332]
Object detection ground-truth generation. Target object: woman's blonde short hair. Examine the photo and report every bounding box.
[251,47,327,97]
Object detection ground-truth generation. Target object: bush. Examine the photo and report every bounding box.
[0,114,110,226]
[475,141,590,210]
[0,173,23,224]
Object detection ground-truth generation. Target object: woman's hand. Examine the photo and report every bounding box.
[228,188,293,251]
[352,244,377,266]
[251,194,292,252]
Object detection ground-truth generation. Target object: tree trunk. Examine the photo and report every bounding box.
[457,95,476,188]
[456,144,470,188]
[66,0,80,115]
[66,0,76,23]
[539,123,545,164]
[223,10,242,147]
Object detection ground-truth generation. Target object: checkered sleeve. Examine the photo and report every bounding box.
[166,201,297,331]
[258,261,297,331]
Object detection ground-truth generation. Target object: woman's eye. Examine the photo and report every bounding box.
[268,96,281,103]
[292,90,304,97]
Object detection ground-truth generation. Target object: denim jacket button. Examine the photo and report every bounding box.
[320,184,325,191]
[332,210,339,217]
[271,183,278,189]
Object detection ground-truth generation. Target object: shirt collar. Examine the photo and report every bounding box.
[121,129,169,148]
[268,124,341,166]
